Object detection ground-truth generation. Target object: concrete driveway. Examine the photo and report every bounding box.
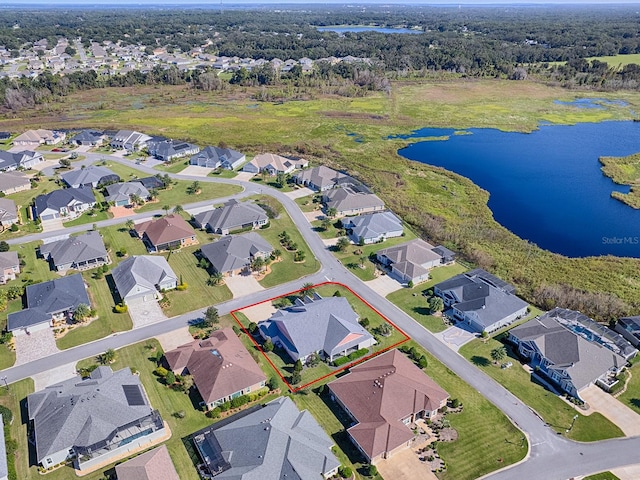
[241,302,276,323]
[376,445,439,480]
[181,165,213,176]
[32,362,79,391]
[612,464,640,479]
[303,210,323,223]
[580,384,640,436]
[127,298,168,329]
[234,171,255,182]
[156,327,194,352]
[14,329,59,365]
[366,275,403,296]
[435,324,476,351]
[41,217,64,233]
[284,187,314,199]
[225,274,264,298]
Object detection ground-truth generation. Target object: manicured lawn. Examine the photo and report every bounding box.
[136,181,242,213]
[386,263,468,332]
[154,160,189,174]
[617,362,640,415]
[250,177,295,192]
[208,169,238,179]
[0,378,35,480]
[294,194,321,213]
[458,336,624,442]
[63,208,111,227]
[584,472,621,480]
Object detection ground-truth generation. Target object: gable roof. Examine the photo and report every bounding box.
[0,171,30,192]
[34,188,96,216]
[191,146,244,166]
[112,255,177,301]
[39,231,108,268]
[105,181,150,204]
[293,166,351,189]
[0,251,18,270]
[0,197,18,224]
[259,295,373,360]
[329,349,449,461]
[194,200,268,232]
[150,139,198,159]
[345,211,402,241]
[61,166,120,187]
[192,397,339,480]
[248,153,301,172]
[200,232,273,274]
[378,238,440,265]
[70,130,104,143]
[0,150,41,170]
[134,214,195,247]
[324,186,384,213]
[12,129,54,144]
[165,328,266,404]
[115,445,179,480]
[137,176,164,190]
[27,367,157,463]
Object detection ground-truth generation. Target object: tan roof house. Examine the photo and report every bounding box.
[0,198,18,227]
[134,214,197,252]
[115,445,179,480]
[323,186,384,217]
[242,153,307,175]
[328,349,449,464]
[13,129,65,147]
[0,252,19,285]
[165,328,266,409]
[0,172,30,195]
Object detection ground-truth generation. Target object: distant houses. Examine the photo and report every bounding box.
[69,129,106,146]
[110,130,151,151]
[193,200,268,235]
[12,129,65,147]
[134,214,197,252]
[148,139,199,162]
[190,146,245,170]
[199,232,272,277]
[323,186,384,217]
[293,165,352,192]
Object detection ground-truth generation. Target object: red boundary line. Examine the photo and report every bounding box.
[230,281,410,393]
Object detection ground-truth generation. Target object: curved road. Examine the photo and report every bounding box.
[5,154,640,480]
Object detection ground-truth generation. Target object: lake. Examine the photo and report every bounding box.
[316,26,422,34]
[397,121,640,258]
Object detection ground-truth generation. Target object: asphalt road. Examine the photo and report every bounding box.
[5,152,640,480]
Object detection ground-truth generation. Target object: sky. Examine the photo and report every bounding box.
[4,0,640,4]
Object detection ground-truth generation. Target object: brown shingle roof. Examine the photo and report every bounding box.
[115,445,179,480]
[165,328,266,404]
[134,214,194,247]
[328,349,449,461]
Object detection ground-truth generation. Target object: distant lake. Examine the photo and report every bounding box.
[397,121,640,258]
[317,26,422,34]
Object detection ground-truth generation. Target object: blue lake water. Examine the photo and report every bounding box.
[397,121,640,258]
[317,26,422,34]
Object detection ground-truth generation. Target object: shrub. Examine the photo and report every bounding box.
[263,339,274,352]
[220,401,231,412]
[175,410,186,419]
[339,466,353,478]
[113,303,128,313]
[347,348,368,361]
[450,398,460,408]
[290,371,302,385]
[367,465,378,477]
[230,395,249,408]
[9,223,18,232]
[359,317,370,328]
[333,356,351,367]
[418,355,428,369]
[232,325,241,336]
[176,283,188,291]
[154,366,168,377]
[208,407,222,419]
[267,376,279,390]
[248,322,258,334]
[165,371,176,385]
[0,406,13,425]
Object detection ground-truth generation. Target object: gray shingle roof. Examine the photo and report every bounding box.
[39,231,108,269]
[344,211,402,241]
[191,146,244,168]
[27,367,157,463]
[0,197,17,224]
[61,166,120,188]
[0,251,18,271]
[192,397,339,480]
[34,188,96,216]
[324,186,384,213]
[0,171,30,192]
[70,130,103,144]
[111,255,177,301]
[194,200,268,233]
[200,232,272,274]
[293,166,350,190]
[105,181,150,204]
[377,238,441,266]
[0,150,40,170]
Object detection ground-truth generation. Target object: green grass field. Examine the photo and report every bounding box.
[584,472,621,480]
[587,53,640,67]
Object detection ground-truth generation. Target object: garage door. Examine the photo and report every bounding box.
[41,214,57,221]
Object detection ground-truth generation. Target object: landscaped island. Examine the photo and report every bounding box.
[600,152,640,208]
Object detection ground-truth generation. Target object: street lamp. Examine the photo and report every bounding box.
[566,414,579,433]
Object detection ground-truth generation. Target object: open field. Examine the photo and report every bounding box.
[586,53,640,67]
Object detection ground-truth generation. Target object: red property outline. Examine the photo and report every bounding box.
[230,281,410,392]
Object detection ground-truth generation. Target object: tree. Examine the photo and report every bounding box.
[162,205,171,215]
[125,219,135,231]
[376,323,393,336]
[367,465,378,477]
[294,359,303,373]
[320,217,332,231]
[294,250,306,262]
[306,352,320,367]
[0,242,9,252]
[173,205,184,214]
[251,256,265,272]
[165,371,176,385]
[359,256,367,268]
[290,371,302,385]
[339,466,353,478]
[187,181,201,195]
[101,348,116,365]
[300,282,315,297]
[263,338,274,352]
[271,249,281,260]
[428,296,445,314]
[59,158,71,168]
[177,374,194,392]
[336,236,350,252]
[204,306,219,326]
[326,207,338,218]
[73,303,91,322]
[275,172,288,188]
[207,272,224,286]
[491,345,508,364]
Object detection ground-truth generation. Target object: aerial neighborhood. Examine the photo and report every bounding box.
[0,121,638,480]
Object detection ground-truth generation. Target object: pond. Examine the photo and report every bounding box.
[316,26,422,34]
[397,121,640,258]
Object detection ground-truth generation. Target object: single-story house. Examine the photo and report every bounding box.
[110,130,152,151]
[115,445,179,480]
[292,165,353,192]
[166,328,266,409]
[376,239,444,285]
[0,150,44,172]
[0,251,20,285]
[112,255,178,304]
[191,397,340,480]
[329,349,449,464]
[0,131,10,140]
[242,153,308,175]
[137,176,165,191]
[323,186,384,217]
[343,211,403,244]
[189,146,246,170]
[509,308,633,400]
[148,139,200,162]
[105,181,150,207]
[259,294,376,363]
[0,172,31,195]
[27,366,166,471]
[0,198,18,227]
[39,231,109,272]
[7,273,90,335]
[193,199,268,235]
[61,165,120,189]
[434,268,529,334]
[134,214,197,253]
[616,316,640,348]
[33,188,96,221]
[69,130,105,146]
[199,232,273,276]
[13,129,65,147]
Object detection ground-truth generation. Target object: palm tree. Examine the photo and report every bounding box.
[173,205,184,215]
[162,205,171,215]
[125,219,135,231]
[300,282,315,297]
[130,194,142,206]
[320,218,332,231]
[101,348,116,365]
[271,249,282,260]
[326,207,338,219]
[207,272,224,286]
[490,346,507,364]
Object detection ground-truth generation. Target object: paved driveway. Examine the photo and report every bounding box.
[435,324,476,351]
[234,171,255,182]
[241,302,276,323]
[14,329,59,365]
[580,384,640,436]
[225,274,264,298]
[41,217,64,233]
[181,165,213,176]
[612,464,640,479]
[376,445,439,480]
[284,187,314,199]
[365,275,403,296]
[156,327,194,352]
[303,210,323,223]
[32,362,79,391]
[127,298,168,329]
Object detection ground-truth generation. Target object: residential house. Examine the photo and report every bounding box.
[7,273,90,335]
[200,232,273,276]
[0,131,10,140]
[509,308,634,399]
[193,200,268,235]
[134,214,197,252]
[34,188,96,221]
[62,165,120,188]
[148,139,200,162]
[165,328,266,409]
[293,165,352,192]
[616,316,640,348]
[69,129,106,146]
[434,269,529,334]
[115,445,179,480]
[137,176,165,191]
[242,153,308,175]
[0,251,19,284]
[105,181,150,207]
[343,211,403,245]
[110,130,152,151]
[0,171,31,195]
[376,239,445,285]
[12,129,65,147]
[112,255,178,304]
[323,186,384,217]
[27,366,166,471]
[258,294,376,363]
[191,397,340,480]
[328,349,449,464]
[0,198,18,228]
[39,231,109,272]
[0,150,44,171]
[190,145,246,170]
